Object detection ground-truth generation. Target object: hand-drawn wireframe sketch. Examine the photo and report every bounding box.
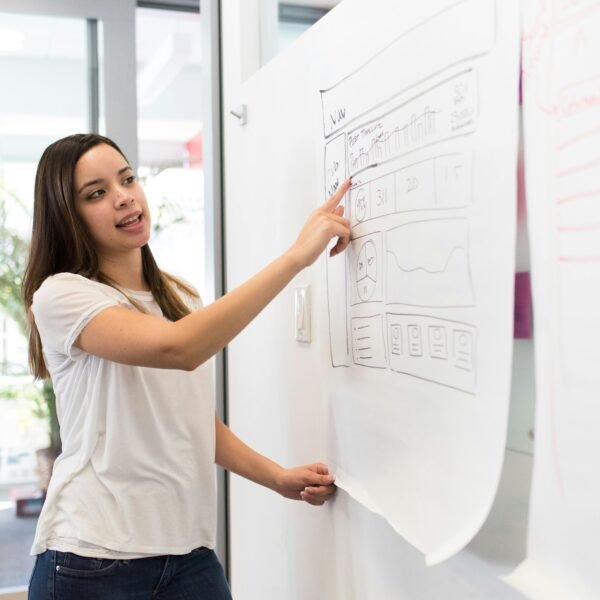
[322,0,488,387]
[322,0,501,388]
[385,219,475,308]
[386,313,477,393]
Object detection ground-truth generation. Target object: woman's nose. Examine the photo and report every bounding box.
[115,190,134,207]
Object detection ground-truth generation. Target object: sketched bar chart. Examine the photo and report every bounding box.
[385,219,475,307]
[347,70,477,175]
[386,313,477,393]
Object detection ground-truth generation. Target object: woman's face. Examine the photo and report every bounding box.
[73,143,151,257]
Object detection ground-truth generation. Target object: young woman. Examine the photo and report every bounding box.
[23,133,351,599]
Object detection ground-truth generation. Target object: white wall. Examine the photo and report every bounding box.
[221,2,535,598]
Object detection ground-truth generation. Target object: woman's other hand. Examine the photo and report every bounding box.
[274,462,337,506]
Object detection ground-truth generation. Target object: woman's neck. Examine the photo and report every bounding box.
[99,250,149,291]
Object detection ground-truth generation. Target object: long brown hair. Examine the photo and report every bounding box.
[22,133,198,379]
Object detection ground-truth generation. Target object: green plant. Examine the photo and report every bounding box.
[0,181,28,336]
[0,178,60,453]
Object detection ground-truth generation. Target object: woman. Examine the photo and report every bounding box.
[23,133,351,599]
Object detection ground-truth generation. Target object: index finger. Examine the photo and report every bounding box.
[322,178,351,212]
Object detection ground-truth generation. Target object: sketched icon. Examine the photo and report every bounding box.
[355,188,368,222]
[356,240,377,300]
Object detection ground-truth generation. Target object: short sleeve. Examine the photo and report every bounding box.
[32,273,125,360]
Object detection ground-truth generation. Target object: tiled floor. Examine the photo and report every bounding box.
[0,503,37,589]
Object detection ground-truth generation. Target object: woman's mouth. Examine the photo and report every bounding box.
[116,214,143,228]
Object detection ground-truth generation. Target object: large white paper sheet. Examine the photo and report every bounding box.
[322,0,520,563]
[513,1,600,596]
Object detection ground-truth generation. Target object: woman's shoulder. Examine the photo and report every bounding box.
[39,272,95,286]
[33,273,123,307]
[36,272,107,293]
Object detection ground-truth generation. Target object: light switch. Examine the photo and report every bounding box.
[295,286,311,343]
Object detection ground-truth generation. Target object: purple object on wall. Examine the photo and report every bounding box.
[514,272,533,339]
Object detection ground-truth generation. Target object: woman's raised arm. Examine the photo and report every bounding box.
[76,180,351,370]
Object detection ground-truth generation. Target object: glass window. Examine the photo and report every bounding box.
[136,7,205,294]
[278,3,338,51]
[0,12,93,590]
[279,20,312,52]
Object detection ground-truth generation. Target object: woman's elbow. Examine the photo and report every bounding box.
[162,342,207,372]
[159,323,211,371]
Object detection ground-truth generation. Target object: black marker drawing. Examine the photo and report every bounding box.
[357,240,378,301]
[351,315,387,369]
[325,133,348,198]
[348,232,384,305]
[386,313,477,394]
[347,153,472,228]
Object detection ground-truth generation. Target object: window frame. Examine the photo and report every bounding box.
[0,0,138,166]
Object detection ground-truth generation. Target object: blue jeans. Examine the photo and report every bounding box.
[28,547,232,599]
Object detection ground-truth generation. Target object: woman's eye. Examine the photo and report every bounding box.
[88,189,104,200]
[124,175,136,185]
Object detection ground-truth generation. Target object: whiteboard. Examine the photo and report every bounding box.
[507,1,600,597]
[226,0,519,564]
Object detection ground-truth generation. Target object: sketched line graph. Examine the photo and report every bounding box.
[385,218,475,307]
[387,244,466,274]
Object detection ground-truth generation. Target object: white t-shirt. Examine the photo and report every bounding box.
[30,273,217,559]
